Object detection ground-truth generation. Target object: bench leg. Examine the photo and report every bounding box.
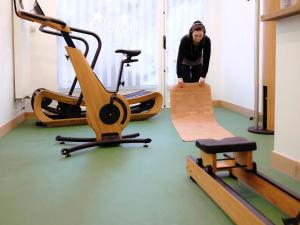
[234,151,253,170]
[201,151,217,173]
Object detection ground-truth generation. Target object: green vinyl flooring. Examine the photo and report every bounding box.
[0,107,299,225]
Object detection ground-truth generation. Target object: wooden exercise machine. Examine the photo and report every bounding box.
[13,0,151,156]
[187,137,300,225]
[21,0,162,127]
[14,0,88,126]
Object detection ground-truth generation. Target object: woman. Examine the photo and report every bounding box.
[177,21,211,87]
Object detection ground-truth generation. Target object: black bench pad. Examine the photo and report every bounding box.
[195,137,257,154]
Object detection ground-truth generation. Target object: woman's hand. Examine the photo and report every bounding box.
[199,77,205,87]
[178,78,184,88]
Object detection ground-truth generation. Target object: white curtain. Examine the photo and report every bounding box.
[57,0,160,91]
[57,0,204,103]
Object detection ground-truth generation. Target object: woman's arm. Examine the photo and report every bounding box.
[201,37,211,78]
[176,37,185,78]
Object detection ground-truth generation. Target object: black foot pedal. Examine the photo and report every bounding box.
[36,121,46,127]
[189,176,196,183]
[61,149,71,157]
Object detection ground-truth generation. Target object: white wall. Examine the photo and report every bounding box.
[213,0,255,109]
[13,0,32,99]
[0,0,23,127]
[203,0,223,100]
[15,0,256,110]
[274,15,300,161]
[29,0,58,93]
[14,0,58,99]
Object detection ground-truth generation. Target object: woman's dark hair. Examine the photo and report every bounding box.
[189,20,206,36]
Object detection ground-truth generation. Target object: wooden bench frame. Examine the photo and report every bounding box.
[187,138,300,225]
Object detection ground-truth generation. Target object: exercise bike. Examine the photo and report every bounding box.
[13,0,152,157]
[29,0,162,127]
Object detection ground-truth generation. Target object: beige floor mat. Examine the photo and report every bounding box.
[170,83,233,141]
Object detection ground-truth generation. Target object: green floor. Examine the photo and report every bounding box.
[0,108,299,225]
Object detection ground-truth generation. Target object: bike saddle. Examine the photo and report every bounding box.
[115,49,141,57]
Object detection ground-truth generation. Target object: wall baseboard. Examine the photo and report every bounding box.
[213,100,254,118]
[212,100,221,107]
[24,112,35,119]
[272,151,300,181]
[0,113,26,139]
[0,112,35,139]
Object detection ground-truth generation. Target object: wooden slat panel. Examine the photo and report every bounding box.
[170,84,233,141]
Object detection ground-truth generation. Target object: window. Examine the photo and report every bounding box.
[57,0,160,91]
[57,0,204,105]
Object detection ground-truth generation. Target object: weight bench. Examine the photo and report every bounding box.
[187,136,300,225]
[195,136,257,173]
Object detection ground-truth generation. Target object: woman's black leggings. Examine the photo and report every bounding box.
[181,64,203,83]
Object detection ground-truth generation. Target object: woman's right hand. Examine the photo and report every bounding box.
[178,78,184,88]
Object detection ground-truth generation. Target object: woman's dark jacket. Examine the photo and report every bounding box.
[176,34,211,78]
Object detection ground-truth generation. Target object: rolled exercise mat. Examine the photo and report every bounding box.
[170,83,232,141]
